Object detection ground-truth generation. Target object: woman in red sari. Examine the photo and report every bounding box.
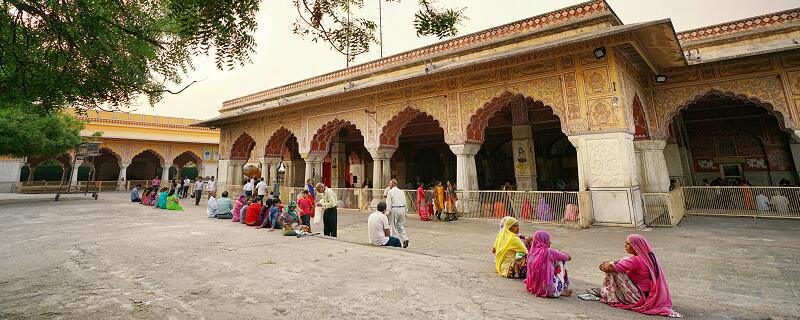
[416,183,430,221]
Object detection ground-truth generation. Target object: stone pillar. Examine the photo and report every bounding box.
[118,162,129,191]
[270,161,279,185]
[303,154,325,184]
[283,161,293,187]
[449,144,481,191]
[511,124,537,191]
[368,148,396,206]
[568,132,644,228]
[259,157,270,181]
[330,142,346,187]
[161,164,171,182]
[634,140,670,193]
[372,156,383,190]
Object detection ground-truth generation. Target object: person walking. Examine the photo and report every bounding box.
[243,178,254,197]
[206,176,216,200]
[272,178,281,200]
[256,178,267,201]
[315,183,338,237]
[194,177,204,206]
[183,177,190,198]
[385,179,410,248]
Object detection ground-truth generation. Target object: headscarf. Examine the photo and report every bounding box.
[612,234,676,316]
[281,201,300,224]
[492,217,527,276]
[231,195,245,222]
[525,230,554,297]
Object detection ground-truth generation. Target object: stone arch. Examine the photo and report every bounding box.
[264,127,296,157]
[309,119,363,154]
[465,91,565,144]
[661,90,792,140]
[131,149,165,166]
[379,107,445,148]
[99,147,123,164]
[230,132,256,160]
[173,150,202,167]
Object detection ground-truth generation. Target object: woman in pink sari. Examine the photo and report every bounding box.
[231,195,245,223]
[594,234,682,318]
[525,230,571,297]
[416,183,429,221]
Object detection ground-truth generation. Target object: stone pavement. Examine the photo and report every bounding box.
[0,192,798,319]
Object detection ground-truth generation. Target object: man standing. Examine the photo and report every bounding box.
[368,201,401,247]
[272,178,281,200]
[183,177,190,198]
[256,178,267,201]
[243,178,254,197]
[385,179,409,248]
[194,177,204,206]
[206,176,216,200]
[316,183,338,237]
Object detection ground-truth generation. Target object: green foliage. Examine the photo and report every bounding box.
[0,108,84,158]
[0,0,259,114]
[292,0,465,62]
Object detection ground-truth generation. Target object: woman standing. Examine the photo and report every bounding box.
[433,181,445,221]
[416,183,429,221]
[359,182,370,211]
[444,181,458,221]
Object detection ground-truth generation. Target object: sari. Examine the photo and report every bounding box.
[535,198,553,221]
[166,195,184,211]
[279,201,300,227]
[445,185,457,214]
[245,202,263,226]
[604,234,682,317]
[525,231,571,297]
[141,191,151,206]
[492,217,528,278]
[231,195,245,222]
[148,192,157,206]
[416,186,429,221]
[156,192,168,209]
[434,186,445,212]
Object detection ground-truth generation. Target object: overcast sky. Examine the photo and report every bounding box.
[136,0,800,120]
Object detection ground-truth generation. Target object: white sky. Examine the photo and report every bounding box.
[136,0,800,120]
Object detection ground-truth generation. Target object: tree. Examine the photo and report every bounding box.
[0,0,259,115]
[292,0,465,63]
[0,108,84,158]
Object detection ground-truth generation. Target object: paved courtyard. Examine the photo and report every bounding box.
[0,192,798,319]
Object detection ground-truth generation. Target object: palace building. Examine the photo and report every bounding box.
[0,108,220,192]
[195,0,800,227]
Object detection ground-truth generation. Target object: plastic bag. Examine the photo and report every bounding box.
[313,206,323,225]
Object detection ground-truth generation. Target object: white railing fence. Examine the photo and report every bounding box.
[682,186,800,219]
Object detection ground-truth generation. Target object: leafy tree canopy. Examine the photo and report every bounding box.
[0,0,259,114]
[0,108,84,158]
[0,0,463,115]
[292,0,465,63]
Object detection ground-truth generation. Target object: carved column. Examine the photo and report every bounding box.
[330,142,346,187]
[449,144,481,191]
[512,125,537,191]
[368,147,396,206]
[259,157,269,181]
[161,164,171,182]
[118,162,129,191]
[634,140,670,193]
[568,132,644,228]
[303,153,325,184]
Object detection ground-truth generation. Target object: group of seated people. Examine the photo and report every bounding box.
[493,217,682,318]
[205,189,316,236]
[131,184,184,211]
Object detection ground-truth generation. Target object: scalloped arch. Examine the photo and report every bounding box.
[379,107,445,148]
[309,118,363,154]
[464,91,566,144]
[264,127,296,157]
[230,132,256,160]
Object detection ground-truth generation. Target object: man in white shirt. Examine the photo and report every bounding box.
[207,192,218,218]
[193,178,204,205]
[205,176,216,200]
[183,177,190,199]
[368,202,401,247]
[316,183,338,237]
[255,178,267,201]
[385,179,409,248]
[243,178,254,197]
[755,192,769,212]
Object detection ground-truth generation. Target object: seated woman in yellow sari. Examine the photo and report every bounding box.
[492,217,529,278]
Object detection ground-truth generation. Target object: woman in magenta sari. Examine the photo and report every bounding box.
[231,195,245,223]
[594,234,682,318]
[525,230,571,298]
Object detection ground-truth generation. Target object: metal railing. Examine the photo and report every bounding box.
[683,186,800,219]
[642,189,685,227]
[448,190,580,225]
